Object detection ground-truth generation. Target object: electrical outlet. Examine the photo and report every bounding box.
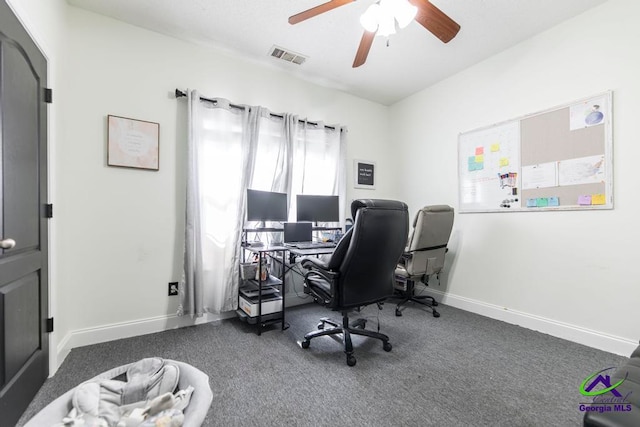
[168,282,179,296]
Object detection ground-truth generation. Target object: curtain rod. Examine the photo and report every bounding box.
[175,89,337,131]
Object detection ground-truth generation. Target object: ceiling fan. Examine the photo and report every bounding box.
[289,0,460,68]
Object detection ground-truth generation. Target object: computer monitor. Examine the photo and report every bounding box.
[296,194,339,222]
[246,189,288,222]
[283,222,313,243]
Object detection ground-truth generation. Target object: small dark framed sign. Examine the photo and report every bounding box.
[354,159,376,189]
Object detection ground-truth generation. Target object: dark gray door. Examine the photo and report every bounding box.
[0,1,50,425]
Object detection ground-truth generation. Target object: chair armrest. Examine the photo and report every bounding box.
[420,244,447,252]
[300,256,330,271]
[396,251,411,267]
[301,257,338,284]
[300,258,339,307]
[303,267,338,284]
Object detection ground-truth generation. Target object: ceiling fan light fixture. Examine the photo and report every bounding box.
[390,0,417,29]
[375,0,397,36]
[377,12,396,37]
[360,3,380,32]
[360,0,416,36]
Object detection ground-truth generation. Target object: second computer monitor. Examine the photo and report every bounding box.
[296,194,339,223]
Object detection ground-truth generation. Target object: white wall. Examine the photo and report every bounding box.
[390,0,639,355]
[49,6,394,364]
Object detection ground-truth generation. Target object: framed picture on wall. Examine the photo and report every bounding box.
[107,115,160,170]
[354,159,376,189]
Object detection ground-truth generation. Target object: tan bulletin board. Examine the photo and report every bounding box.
[458,92,612,213]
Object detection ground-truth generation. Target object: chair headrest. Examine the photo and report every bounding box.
[350,199,408,218]
[413,205,454,227]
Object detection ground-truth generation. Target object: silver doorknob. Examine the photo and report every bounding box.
[0,238,16,249]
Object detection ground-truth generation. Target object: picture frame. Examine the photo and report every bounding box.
[107,115,159,170]
[354,159,376,189]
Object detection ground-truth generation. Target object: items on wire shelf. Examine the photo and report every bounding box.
[237,231,287,335]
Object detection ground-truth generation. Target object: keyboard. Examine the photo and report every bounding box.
[290,242,336,250]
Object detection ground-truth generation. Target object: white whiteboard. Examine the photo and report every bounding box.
[459,121,521,211]
[458,92,613,213]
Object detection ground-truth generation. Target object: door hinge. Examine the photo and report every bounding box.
[45,203,53,218]
[44,88,53,103]
[46,317,54,333]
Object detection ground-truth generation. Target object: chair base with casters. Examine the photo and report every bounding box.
[394,276,440,318]
[301,309,392,366]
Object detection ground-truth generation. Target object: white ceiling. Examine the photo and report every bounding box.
[66,0,606,105]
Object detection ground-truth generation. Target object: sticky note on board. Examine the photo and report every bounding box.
[526,198,537,207]
[468,156,476,165]
[592,194,606,205]
[499,158,509,167]
[578,195,592,205]
[536,198,549,207]
[475,162,484,170]
[491,143,500,152]
[548,197,559,206]
[475,146,484,155]
[475,154,484,163]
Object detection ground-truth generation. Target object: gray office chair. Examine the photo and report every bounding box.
[300,199,409,366]
[394,205,454,318]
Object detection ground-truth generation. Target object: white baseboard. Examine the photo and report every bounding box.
[55,293,311,371]
[56,289,634,372]
[429,289,637,356]
[54,333,72,375]
[56,311,234,370]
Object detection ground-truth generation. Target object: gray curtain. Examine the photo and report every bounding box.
[179,91,345,317]
[179,91,263,316]
[179,90,204,317]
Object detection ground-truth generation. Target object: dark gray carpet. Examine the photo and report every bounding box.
[17,302,627,426]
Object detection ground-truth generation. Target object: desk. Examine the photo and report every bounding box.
[287,245,335,258]
[286,245,335,266]
[238,242,336,334]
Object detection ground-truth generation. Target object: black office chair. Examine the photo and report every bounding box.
[299,199,409,366]
[394,205,454,318]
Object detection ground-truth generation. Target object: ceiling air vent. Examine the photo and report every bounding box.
[269,45,307,65]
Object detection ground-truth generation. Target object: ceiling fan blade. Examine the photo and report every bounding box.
[353,30,376,68]
[289,0,355,25]
[409,0,460,43]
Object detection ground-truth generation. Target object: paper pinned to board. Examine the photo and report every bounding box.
[522,162,558,190]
